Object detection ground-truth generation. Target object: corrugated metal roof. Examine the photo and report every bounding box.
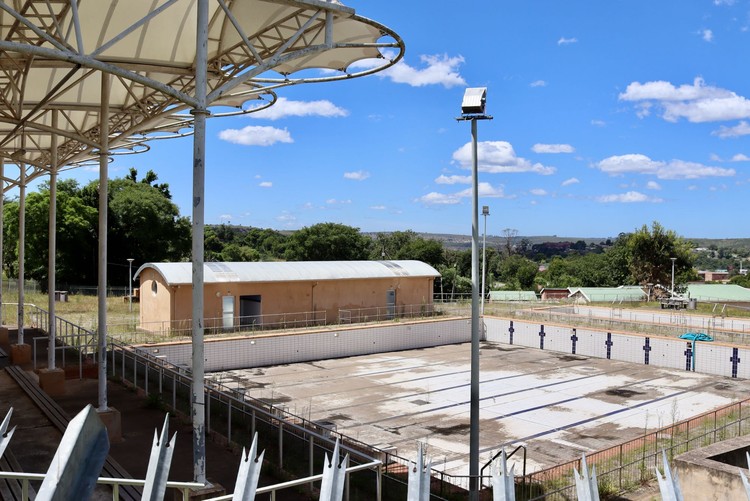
[489,291,538,301]
[135,260,440,286]
[568,286,645,302]
[686,284,750,302]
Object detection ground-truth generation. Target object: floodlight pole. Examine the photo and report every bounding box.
[670,257,676,295]
[457,88,492,500]
[127,259,134,313]
[481,206,489,315]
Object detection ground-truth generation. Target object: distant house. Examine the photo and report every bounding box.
[568,286,646,304]
[685,284,750,304]
[488,291,538,302]
[697,270,730,282]
[135,260,440,331]
[539,288,570,301]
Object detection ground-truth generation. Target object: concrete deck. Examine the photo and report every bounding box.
[211,340,750,478]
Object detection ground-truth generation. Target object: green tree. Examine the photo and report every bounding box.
[626,222,694,288]
[285,222,372,261]
[106,178,191,282]
[372,231,444,268]
[2,180,98,288]
[498,255,538,290]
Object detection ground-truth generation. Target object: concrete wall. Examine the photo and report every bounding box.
[144,317,470,372]
[674,435,750,501]
[483,316,750,379]
[143,313,750,378]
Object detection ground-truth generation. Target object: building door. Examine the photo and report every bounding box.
[240,295,262,326]
[386,289,396,319]
[222,295,235,329]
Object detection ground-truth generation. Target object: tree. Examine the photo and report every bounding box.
[2,180,98,288]
[498,255,538,290]
[284,222,372,261]
[626,222,694,288]
[372,231,444,268]
[501,228,518,257]
[106,178,191,286]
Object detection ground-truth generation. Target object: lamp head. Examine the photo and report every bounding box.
[461,87,487,115]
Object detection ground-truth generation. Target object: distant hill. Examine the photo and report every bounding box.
[404,233,611,251]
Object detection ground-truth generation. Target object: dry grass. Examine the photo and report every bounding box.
[3,291,139,331]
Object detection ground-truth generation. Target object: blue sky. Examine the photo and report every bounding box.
[59,1,750,239]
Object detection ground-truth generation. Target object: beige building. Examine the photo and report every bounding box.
[135,260,440,332]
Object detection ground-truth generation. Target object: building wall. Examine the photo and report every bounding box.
[144,318,470,371]
[139,269,176,331]
[140,275,435,329]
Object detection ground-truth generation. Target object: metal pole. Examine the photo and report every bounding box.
[469,117,480,500]
[481,206,489,315]
[192,0,209,485]
[48,111,58,369]
[0,159,4,327]
[127,258,134,313]
[97,73,111,411]
[18,162,25,344]
[671,257,676,295]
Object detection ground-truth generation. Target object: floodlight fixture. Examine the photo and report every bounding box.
[461,87,487,115]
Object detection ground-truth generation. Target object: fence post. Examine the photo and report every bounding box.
[145,364,149,396]
[278,422,284,469]
[172,373,177,410]
[251,409,256,439]
[227,398,232,443]
[309,436,314,493]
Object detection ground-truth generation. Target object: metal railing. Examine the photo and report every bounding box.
[0,471,203,501]
[338,303,437,324]
[519,398,750,500]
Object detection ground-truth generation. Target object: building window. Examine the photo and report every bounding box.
[151,281,158,296]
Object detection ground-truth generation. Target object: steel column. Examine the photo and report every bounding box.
[17,162,25,343]
[191,0,209,485]
[469,117,480,500]
[98,74,110,411]
[0,160,3,326]
[48,110,58,369]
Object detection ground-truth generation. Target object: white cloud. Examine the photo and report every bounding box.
[532,143,575,154]
[218,126,293,146]
[417,183,509,206]
[646,181,661,190]
[219,214,232,221]
[731,153,750,162]
[713,121,750,138]
[597,191,663,203]
[326,199,352,205]
[275,212,297,223]
[370,205,386,211]
[452,141,556,175]
[558,37,578,45]
[344,170,370,181]
[591,119,606,127]
[714,0,735,5]
[247,97,348,120]
[619,77,750,123]
[365,53,466,88]
[435,174,472,185]
[530,80,547,87]
[416,192,462,205]
[530,188,548,196]
[259,181,273,188]
[595,154,735,179]
[701,29,714,42]
[562,177,580,186]
[710,153,723,162]
[688,185,699,191]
